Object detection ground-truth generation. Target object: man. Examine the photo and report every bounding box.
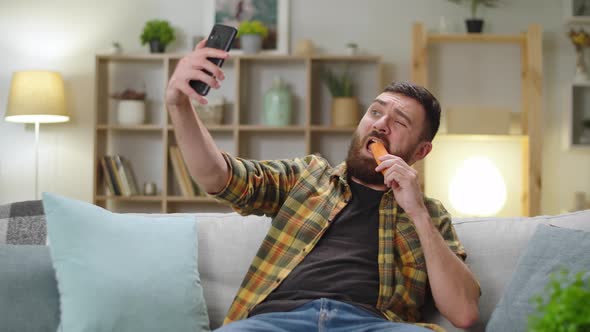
[166,40,480,332]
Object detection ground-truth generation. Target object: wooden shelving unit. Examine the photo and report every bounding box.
[412,22,543,216]
[94,53,382,213]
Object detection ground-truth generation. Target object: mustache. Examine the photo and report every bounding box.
[365,131,390,152]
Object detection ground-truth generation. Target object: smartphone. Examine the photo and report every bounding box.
[189,24,237,96]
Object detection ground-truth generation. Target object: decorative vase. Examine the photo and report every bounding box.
[465,19,484,33]
[149,40,165,53]
[263,78,292,126]
[331,97,359,127]
[241,34,262,54]
[117,100,146,125]
[574,48,589,83]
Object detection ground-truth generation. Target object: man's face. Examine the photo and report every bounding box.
[345,92,430,185]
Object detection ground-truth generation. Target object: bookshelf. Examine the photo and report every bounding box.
[411,22,543,216]
[94,53,382,213]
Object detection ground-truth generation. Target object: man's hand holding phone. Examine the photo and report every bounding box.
[165,39,228,107]
[166,24,237,107]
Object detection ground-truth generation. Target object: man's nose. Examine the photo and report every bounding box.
[372,116,389,134]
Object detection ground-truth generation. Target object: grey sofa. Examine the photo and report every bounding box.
[2,200,590,331]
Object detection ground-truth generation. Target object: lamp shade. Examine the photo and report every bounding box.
[4,71,69,123]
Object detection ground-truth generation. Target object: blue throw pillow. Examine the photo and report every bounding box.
[486,224,590,332]
[42,192,210,332]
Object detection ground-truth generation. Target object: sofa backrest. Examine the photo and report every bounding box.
[425,210,590,332]
[191,210,590,331]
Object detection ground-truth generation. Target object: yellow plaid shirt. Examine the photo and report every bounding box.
[212,153,466,332]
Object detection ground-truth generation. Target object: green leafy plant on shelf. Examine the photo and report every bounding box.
[237,20,269,38]
[140,19,176,52]
[321,69,354,97]
[446,0,501,18]
[528,269,590,332]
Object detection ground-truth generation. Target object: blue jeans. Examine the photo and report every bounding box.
[214,298,432,332]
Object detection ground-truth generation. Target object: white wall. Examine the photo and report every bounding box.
[0,0,588,215]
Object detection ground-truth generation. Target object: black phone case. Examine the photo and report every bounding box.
[189,24,237,96]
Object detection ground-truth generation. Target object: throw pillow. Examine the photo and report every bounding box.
[42,192,210,332]
[0,200,47,244]
[0,245,60,331]
[486,224,590,332]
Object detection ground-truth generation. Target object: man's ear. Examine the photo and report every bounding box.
[413,141,432,162]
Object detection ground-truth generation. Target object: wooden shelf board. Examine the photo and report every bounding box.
[435,134,528,141]
[166,196,218,203]
[239,125,306,132]
[167,124,235,132]
[95,195,163,202]
[573,81,590,87]
[236,54,306,61]
[566,16,590,25]
[97,124,163,131]
[96,53,169,61]
[311,55,382,62]
[428,34,525,44]
[310,126,356,133]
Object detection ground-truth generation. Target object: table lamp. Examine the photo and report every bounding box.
[4,71,69,199]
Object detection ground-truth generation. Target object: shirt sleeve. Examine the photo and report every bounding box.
[425,198,466,261]
[209,152,318,218]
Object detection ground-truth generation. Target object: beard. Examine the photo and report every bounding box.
[345,130,414,185]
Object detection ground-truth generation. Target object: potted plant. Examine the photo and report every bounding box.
[446,0,500,33]
[528,269,590,331]
[321,68,359,127]
[140,19,175,53]
[110,89,147,125]
[569,28,590,83]
[237,20,268,54]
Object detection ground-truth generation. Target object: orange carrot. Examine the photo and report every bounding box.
[369,141,388,166]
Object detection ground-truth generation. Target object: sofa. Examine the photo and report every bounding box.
[1,199,589,332]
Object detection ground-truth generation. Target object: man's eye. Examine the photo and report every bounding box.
[370,110,381,116]
[395,121,407,127]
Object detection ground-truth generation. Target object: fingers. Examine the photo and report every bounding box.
[186,57,225,81]
[194,38,207,50]
[190,46,229,60]
[376,157,418,189]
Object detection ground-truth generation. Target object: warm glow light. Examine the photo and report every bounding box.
[448,156,507,216]
[4,71,69,124]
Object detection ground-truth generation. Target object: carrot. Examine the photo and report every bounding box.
[369,141,388,166]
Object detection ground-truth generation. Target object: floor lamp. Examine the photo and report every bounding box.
[4,71,70,199]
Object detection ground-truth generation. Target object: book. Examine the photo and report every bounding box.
[175,147,196,197]
[100,157,116,195]
[169,146,192,196]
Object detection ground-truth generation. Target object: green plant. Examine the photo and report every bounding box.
[321,69,354,97]
[446,0,500,18]
[237,20,269,38]
[528,269,590,332]
[140,19,175,46]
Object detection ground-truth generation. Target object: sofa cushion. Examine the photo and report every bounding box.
[194,213,272,328]
[0,244,59,331]
[0,200,46,245]
[424,209,590,332]
[486,224,590,332]
[43,192,210,332]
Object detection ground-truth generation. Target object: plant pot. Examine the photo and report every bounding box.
[331,97,359,127]
[149,39,165,53]
[117,100,146,125]
[465,19,484,33]
[241,34,262,54]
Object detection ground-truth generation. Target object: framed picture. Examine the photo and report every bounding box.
[564,0,590,23]
[203,0,290,54]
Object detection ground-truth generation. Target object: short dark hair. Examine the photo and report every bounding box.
[382,81,441,142]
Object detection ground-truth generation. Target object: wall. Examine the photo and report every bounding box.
[0,0,587,215]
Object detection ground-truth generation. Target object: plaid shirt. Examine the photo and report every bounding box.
[212,153,466,332]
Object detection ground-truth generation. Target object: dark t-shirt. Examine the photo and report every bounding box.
[249,180,385,318]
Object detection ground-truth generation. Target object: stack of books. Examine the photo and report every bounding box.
[100,155,140,196]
